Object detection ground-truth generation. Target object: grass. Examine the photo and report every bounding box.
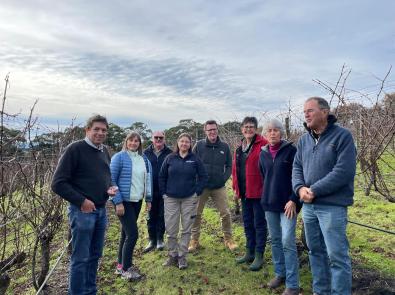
[4,181,394,294]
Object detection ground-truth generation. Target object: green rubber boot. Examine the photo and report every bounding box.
[235,248,255,264]
[249,252,264,271]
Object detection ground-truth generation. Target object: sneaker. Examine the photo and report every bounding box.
[178,256,188,270]
[156,240,164,251]
[267,276,285,289]
[282,288,300,295]
[114,263,123,275]
[224,238,238,251]
[121,266,143,281]
[188,239,199,252]
[143,240,156,253]
[163,256,178,267]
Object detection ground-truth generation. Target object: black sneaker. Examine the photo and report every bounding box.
[178,256,188,270]
[143,241,156,253]
[156,240,165,251]
[163,256,178,267]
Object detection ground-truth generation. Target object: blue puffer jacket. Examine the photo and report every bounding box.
[110,151,153,205]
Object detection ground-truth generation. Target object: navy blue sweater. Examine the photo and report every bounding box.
[159,152,208,198]
[144,144,173,195]
[292,115,357,206]
[259,141,301,212]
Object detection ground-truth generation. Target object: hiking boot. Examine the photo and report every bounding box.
[188,239,199,252]
[249,252,264,271]
[162,256,178,267]
[282,288,300,295]
[121,266,143,281]
[236,248,255,264]
[143,240,156,253]
[114,263,123,275]
[156,240,164,251]
[224,238,238,251]
[178,256,188,270]
[267,276,285,289]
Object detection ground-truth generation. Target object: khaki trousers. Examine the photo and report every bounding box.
[191,187,232,241]
[164,194,198,258]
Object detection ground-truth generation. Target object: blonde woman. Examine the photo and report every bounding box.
[110,132,152,280]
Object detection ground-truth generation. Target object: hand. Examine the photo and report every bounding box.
[81,199,96,213]
[107,186,118,196]
[284,201,296,219]
[146,202,152,211]
[115,203,125,216]
[299,187,315,203]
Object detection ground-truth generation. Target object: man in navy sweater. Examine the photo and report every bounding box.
[292,97,356,295]
[143,131,172,252]
[52,114,117,295]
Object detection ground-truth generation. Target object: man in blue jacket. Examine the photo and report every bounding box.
[143,131,172,252]
[292,97,356,295]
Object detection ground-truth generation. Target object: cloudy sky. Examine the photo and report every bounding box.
[0,0,394,130]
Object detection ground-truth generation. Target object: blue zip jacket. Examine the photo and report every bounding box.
[259,140,301,212]
[143,144,173,195]
[292,115,357,206]
[110,151,153,205]
[159,152,208,198]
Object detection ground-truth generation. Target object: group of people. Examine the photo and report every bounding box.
[51,96,357,295]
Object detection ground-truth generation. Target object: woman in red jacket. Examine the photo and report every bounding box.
[232,116,268,271]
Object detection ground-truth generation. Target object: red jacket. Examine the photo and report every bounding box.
[232,134,268,199]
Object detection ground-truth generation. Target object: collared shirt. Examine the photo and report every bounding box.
[84,137,104,152]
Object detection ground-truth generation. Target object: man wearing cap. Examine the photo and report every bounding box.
[143,131,173,252]
[188,120,238,252]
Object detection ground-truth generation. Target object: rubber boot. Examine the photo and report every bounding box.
[235,248,255,264]
[249,251,264,271]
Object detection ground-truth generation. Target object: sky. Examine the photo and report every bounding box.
[0,0,394,131]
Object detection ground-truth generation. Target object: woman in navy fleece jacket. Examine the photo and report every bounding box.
[259,119,301,295]
[159,133,208,269]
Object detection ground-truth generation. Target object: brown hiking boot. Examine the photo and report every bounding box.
[224,238,238,251]
[267,276,285,289]
[188,239,199,252]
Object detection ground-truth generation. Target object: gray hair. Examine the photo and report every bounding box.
[306,96,330,110]
[262,118,285,137]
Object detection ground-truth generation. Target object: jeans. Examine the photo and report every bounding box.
[241,198,267,253]
[302,203,351,295]
[117,201,142,270]
[265,211,299,289]
[191,187,233,240]
[147,192,165,243]
[68,204,107,295]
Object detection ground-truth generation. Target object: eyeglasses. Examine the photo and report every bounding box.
[205,128,218,132]
[154,136,164,140]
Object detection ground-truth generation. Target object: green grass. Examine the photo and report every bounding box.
[4,180,394,294]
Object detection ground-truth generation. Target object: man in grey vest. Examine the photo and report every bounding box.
[188,120,238,252]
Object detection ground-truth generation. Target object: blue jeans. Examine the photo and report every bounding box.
[241,198,267,253]
[265,211,299,289]
[302,204,351,295]
[68,204,107,295]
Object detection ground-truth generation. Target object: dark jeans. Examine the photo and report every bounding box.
[147,193,165,243]
[68,204,107,295]
[241,198,268,253]
[117,201,142,270]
